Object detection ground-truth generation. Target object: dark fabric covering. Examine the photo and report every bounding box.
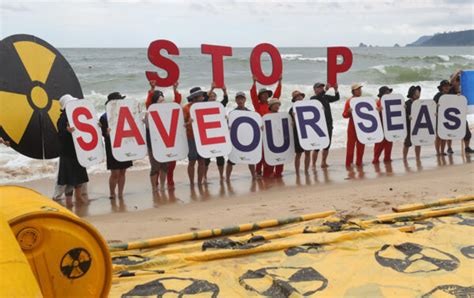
[100,113,133,170]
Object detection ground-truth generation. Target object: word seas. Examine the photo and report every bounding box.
[145,40,354,87]
[66,94,467,167]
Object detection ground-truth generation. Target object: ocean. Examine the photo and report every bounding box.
[1,46,474,183]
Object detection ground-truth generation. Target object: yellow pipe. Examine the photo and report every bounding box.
[392,195,474,212]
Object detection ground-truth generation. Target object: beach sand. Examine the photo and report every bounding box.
[17,142,474,243]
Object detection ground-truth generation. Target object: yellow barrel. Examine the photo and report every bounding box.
[0,186,111,298]
[0,213,43,297]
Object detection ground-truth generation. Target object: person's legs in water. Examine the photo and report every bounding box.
[197,159,206,185]
[303,151,311,173]
[225,161,233,182]
[355,140,365,167]
[321,149,329,168]
[64,187,73,206]
[464,126,474,153]
[203,158,211,183]
[263,163,274,178]
[415,146,421,160]
[312,150,319,169]
[346,129,357,167]
[447,140,453,154]
[248,164,257,179]
[188,160,196,186]
[216,156,225,180]
[383,141,393,162]
[274,164,284,178]
[167,161,176,188]
[74,184,86,204]
[403,145,409,160]
[294,152,302,175]
[372,141,383,164]
[118,169,127,199]
[158,164,167,191]
[109,169,119,199]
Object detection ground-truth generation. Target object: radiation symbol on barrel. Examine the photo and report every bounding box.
[122,277,220,297]
[0,34,83,159]
[60,248,92,279]
[239,266,328,297]
[374,242,459,274]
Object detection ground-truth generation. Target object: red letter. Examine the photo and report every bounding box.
[195,108,226,145]
[113,106,145,148]
[72,107,98,151]
[201,44,232,88]
[145,40,180,87]
[327,47,353,85]
[149,109,179,148]
[250,43,283,85]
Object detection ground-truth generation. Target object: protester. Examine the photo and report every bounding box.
[145,80,182,190]
[310,82,340,168]
[146,80,182,188]
[372,86,393,164]
[56,94,89,204]
[184,87,207,186]
[449,70,474,154]
[289,90,310,174]
[251,75,282,176]
[225,91,257,181]
[100,92,132,198]
[263,98,285,178]
[403,85,422,161]
[204,82,229,181]
[433,80,451,156]
[343,84,365,167]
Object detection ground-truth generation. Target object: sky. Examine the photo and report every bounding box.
[1,0,473,47]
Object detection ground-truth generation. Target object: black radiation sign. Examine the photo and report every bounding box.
[0,34,83,159]
[60,248,92,279]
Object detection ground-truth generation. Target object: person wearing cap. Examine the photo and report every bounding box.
[225,91,257,181]
[250,75,282,177]
[184,87,207,186]
[372,86,394,164]
[100,92,132,199]
[342,84,365,167]
[403,86,422,161]
[146,80,183,189]
[289,90,310,174]
[263,98,285,178]
[433,80,451,156]
[56,94,89,204]
[204,82,229,182]
[448,71,474,154]
[310,82,340,168]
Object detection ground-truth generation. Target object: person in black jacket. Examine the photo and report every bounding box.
[310,82,340,168]
[57,95,89,204]
[100,92,133,199]
[433,80,451,156]
[403,86,422,161]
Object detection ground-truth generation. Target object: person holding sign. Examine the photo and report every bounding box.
[184,87,207,186]
[449,71,474,154]
[342,84,365,167]
[145,80,182,190]
[289,90,310,174]
[310,82,340,168]
[403,86,422,161]
[225,91,257,181]
[100,92,133,199]
[372,86,394,164]
[57,95,89,204]
[204,82,229,182]
[263,99,285,178]
[433,80,451,156]
[251,75,282,176]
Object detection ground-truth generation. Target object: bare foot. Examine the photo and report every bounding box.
[321,163,329,168]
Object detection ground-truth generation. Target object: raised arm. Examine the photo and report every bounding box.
[273,77,282,99]
[145,80,156,109]
[250,76,259,111]
[173,81,182,104]
[342,99,352,119]
[221,85,229,107]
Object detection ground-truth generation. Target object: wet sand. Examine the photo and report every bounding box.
[17,143,474,243]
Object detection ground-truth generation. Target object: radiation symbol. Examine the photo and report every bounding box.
[112,255,150,266]
[375,242,459,273]
[60,248,92,279]
[285,243,324,256]
[239,266,328,297]
[122,277,220,297]
[460,245,474,259]
[422,284,474,297]
[0,34,83,159]
[202,236,268,251]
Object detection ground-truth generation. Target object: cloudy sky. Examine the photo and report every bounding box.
[1,0,472,47]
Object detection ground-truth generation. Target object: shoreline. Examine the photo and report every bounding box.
[15,143,474,243]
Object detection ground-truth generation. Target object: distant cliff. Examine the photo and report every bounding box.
[407,30,474,46]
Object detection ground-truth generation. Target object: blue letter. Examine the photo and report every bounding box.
[265,118,290,153]
[412,105,434,135]
[355,102,377,133]
[443,107,461,130]
[295,106,326,138]
[230,116,260,152]
[385,99,404,131]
